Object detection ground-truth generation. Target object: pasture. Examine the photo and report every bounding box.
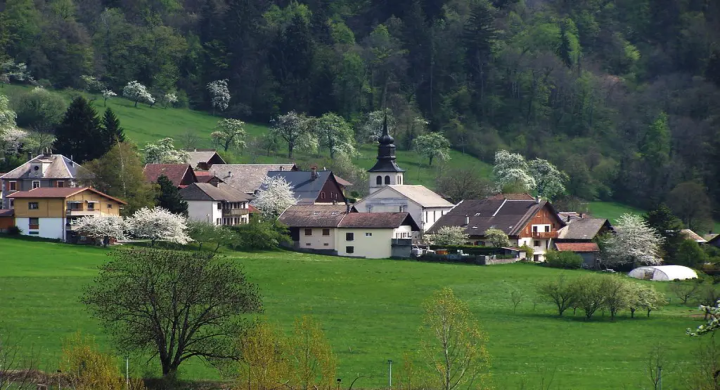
[0,236,708,389]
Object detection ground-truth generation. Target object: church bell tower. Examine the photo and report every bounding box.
[368,115,405,194]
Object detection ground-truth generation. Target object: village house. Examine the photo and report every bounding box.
[179,182,252,226]
[1,153,86,209]
[6,187,126,241]
[429,195,565,261]
[279,205,420,259]
[143,164,198,188]
[352,116,453,232]
[184,149,226,170]
[210,164,298,194]
[265,168,346,205]
[553,213,613,267]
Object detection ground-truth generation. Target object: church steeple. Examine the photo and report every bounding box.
[368,114,404,194]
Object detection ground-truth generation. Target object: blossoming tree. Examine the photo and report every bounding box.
[123,81,154,107]
[252,176,297,219]
[127,207,191,246]
[207,79,230,113]
[601,213,663,268]
[74,216,127,245]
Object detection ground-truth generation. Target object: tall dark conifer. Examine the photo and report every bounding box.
[53,96,103,163]
[155,175,188,216]
[102,107,125,145]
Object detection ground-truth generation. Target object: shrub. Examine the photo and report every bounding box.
[545,250,583,269]
[6,226,21,235]
[232,220,290,250]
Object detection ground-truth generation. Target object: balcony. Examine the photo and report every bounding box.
[66,208,101,216]
[531,231,558,239]
[222,208,249,216]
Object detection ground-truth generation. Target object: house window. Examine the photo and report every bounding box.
[534,240,540,247]
[108,204,113,209]
[216,218,221,225]
[532,226,538,233]
[346,246,354,254]
[398,176,402,185]
[29,217,39,230]
[384,175,390,184]
[217,203,222,210]
[9,181,17,191]
[323,243,329,246]
[56,181,65,188]
[320,192,325,200]
[305,228,313,236]
[346,232,354,241]
[376,176,382,185]
[32,181,40,189]
[545,226,550,232]
[28,202,39,210]
[322,229,330,236]
[87,203,95,211]
[365,232,372,237]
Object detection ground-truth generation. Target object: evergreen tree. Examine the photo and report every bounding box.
[155,175,188,217]
[557,23,573,68]
[643,204,684,263]
[639,112,670,167]
[101,107,125,146]
[53,96,104,163]
[462,1,496,110]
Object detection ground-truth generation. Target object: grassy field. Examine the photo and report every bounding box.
[589,201,720,233]
[0,236,708,389]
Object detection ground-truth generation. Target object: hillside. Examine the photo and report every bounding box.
[0,236,703,389]
[1,0,718,217]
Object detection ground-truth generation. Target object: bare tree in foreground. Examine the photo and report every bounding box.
[421,288,491,390]
[82,248,262,379]
[0,334,38,390]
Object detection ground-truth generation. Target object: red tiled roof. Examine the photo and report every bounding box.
[0,209,14,217]
[555,242,600,252]
[194,171,219,183]
[144,164,193,186]
[6,187,128,205]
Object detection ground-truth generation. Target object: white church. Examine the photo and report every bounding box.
[353,118,454,232]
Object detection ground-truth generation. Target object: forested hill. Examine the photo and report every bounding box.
[1,0,719,218]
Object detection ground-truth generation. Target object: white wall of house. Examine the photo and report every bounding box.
[15,217,64,240]
[187,200,222,225]
[299,227,336,250]
[517,237,551,261]
[355,191,448,232]
[393,225,413,239]
[336,228,393,259]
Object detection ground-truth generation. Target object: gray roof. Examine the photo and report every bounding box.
[557,218,610,240]
[1,154,86,180]
[266,170,339,205]
[278,205,348,227]
[429,198,564,237]
[209,164,296,194]
[185,150,225,167]
[180,183,252,202]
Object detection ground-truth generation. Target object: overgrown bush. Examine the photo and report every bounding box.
[6,226,21,235]
[12,87,66,131]
[232,219,290,250]
[545,250,583,269]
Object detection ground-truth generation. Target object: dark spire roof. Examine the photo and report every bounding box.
[368,114,405,173]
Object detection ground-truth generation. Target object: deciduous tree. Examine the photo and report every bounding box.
[493,150,535,193]
[143,137,189,164]
[483,228,510,247]
[127,207,191,245]
[413,132,451,167]
[123,81,154,107]
[211,119,246,152]
[81,248,262,378]
[667,181,713,232]
[421,288,491,390]
[187,221,236,253]
[314,112,355,159]
[426,226,469,246]
[0,94,17,135]
[436,167,493,204]
[601,213,663,268]
[529,158,568,200]
[251,176,297,219]
[537,275,577,316]
[270,111,311,159]
[74,216,126,244]
[207,79,230,113]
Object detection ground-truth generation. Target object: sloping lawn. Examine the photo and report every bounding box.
[0,236,706,389]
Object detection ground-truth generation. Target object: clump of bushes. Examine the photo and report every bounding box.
[544,250,583,269]
[536,274,666,321]
[6,226,21,235]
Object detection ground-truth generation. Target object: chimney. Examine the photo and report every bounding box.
[311,166,318,180]
[346,201,351,214]
[280,166,284,171]
[465,215,470,225]
[227,171,232,178]
[566,215,571,222]
[535,196,540,204]
[27,152,32,161]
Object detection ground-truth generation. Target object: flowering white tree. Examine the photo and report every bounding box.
[0,128,29,154]
[0,95,17,134]
[127,207,191,246]
[101,89,116,107]
[601,213,663,268]
[143,137,190,164]
[207,79,230,113]
[252,175,297,218]
[413,132,451,167]
[484,228,511,247]
[0,60,32,84]
[425,226,469,246]
[689,300,720,336]
[360,109,394,142]
[529,158,568,200]
[314,112,355,159]
[493,150,536,193]
[211,118,246,152]
[74,216,127,245]
[123,81,154,107]
[270,111,312,159]
[162,92,178,108]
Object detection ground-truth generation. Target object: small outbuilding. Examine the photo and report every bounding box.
[628,265,698,281]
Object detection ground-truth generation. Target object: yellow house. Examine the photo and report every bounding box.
[7,187,127,240]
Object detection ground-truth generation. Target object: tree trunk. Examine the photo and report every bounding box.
[631,308,635,318]
[134,100,138,108]
[429,155,434,166]
[288,142,294,159]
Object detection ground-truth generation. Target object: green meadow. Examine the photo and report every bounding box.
[0,236,708,389]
